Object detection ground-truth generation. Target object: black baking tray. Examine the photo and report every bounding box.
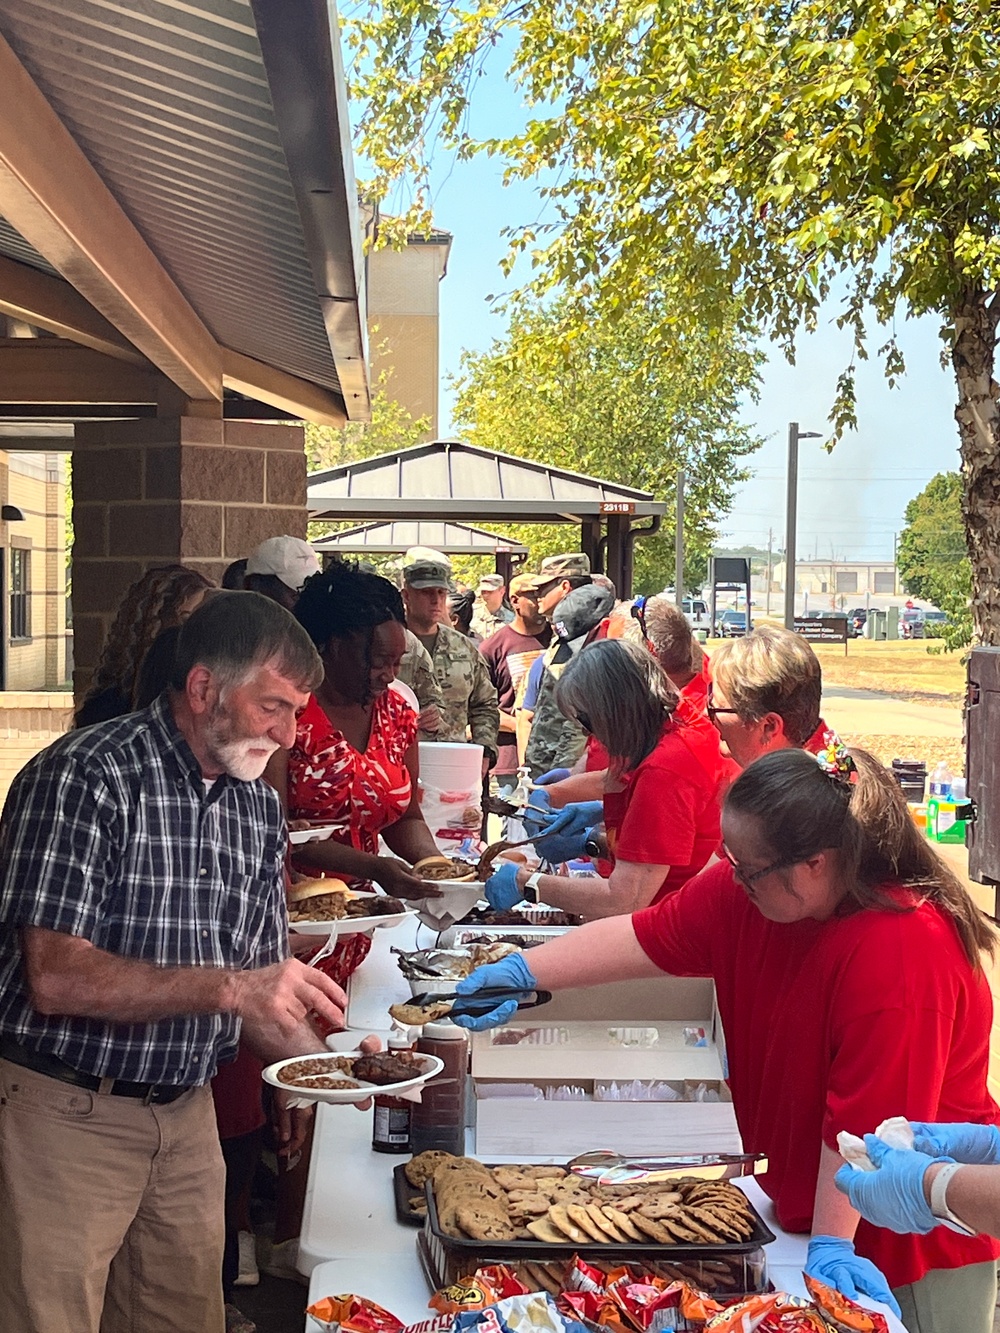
[393,1161,428,1227]
[423,1173,775,1259]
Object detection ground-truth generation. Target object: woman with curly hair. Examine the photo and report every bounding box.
[74,564,214,727]
[264,559,441,899]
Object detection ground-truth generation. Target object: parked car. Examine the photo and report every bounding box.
[923,609,949,628]
[846,607,867,638]
[899,608,925,639]
[681,597,711,634]
[716,609,748,637]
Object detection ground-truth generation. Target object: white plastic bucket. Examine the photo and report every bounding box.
[418,741,483,791]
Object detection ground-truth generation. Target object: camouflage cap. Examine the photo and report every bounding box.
[477,573,505,593]
[509,572,541,597]
[523,551,592,590]
[402,559,451,591]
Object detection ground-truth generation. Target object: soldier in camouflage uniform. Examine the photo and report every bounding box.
[397,629,446,734]
[401,556,499,768]
[522,553,615,779]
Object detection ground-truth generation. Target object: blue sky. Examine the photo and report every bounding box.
[354,30,962,564]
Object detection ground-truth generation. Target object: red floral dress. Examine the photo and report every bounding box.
[287,689,418,887]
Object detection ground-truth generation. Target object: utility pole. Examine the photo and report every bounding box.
[765,527,773,617]
[783,422,822,630]
[674,469,685,609]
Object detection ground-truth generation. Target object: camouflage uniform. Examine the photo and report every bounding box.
[420,623,499,761]
[523,582,615,779]
[396,630,446,714]
[471,603,514,642]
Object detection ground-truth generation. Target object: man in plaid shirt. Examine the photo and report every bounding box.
[0,592,352,1333]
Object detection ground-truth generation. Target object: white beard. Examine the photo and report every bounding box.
[209,733,279,781]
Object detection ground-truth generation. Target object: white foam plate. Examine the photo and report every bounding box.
[289,908,416,936]
[288,825,337,845]
[262,1049,444,1105]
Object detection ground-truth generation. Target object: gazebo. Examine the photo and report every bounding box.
[307,441,665,596]
[312,520,528,581]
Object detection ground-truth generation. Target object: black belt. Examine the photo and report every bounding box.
[0,1038,193,1105]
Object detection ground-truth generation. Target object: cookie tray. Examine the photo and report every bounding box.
[422,1175,775,1261]
[394,1162,429,1228]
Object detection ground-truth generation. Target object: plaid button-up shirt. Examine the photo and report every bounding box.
[0,693,289,1086]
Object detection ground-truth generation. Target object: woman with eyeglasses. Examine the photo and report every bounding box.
[460,745,1000,1332]
[485,638,728,918]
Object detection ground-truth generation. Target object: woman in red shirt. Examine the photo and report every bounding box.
[463,746,999,1331]
[265,561,441,897]
[486,639,727,917]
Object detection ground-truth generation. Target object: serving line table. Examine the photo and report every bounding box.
[299,921,906,1331]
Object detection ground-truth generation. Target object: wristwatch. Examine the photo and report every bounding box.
[929,1162,976,1235]
[523,870,545,905]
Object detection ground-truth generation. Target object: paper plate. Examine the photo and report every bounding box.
[288,825,337,845]
[289,907,416,936]
[413,880,485,929]
[262,1049,444,1105]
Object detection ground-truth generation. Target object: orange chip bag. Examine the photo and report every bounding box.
[430,1276,501,1315]
[678,1286,725,1324]
[803,1277,889,1333]
[704,1293,781,1333]
[305,1295,405,1333]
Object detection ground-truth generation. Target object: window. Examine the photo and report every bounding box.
[10,548,29,640]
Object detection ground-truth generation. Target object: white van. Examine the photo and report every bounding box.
[682,596,711,634]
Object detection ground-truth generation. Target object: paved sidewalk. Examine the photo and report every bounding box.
[821,684,962,741]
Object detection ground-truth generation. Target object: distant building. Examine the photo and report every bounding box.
[366,227,452,438]
[1,451,68,689]
[772,559,897,598]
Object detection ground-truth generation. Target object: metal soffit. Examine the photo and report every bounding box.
[0,0,367,413]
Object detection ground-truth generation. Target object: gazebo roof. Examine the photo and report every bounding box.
[307,440,665,523]
[312,520,528,556]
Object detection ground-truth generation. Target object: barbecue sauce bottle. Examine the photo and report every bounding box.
[372,1032,414,1154]
[408,1021,468,1157]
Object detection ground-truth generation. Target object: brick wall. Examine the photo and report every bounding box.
[0,691,72,806]
[71,417,306,693]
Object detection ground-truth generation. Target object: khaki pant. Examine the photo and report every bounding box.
[0,1058,225,1333]
[892,1258,997,1333]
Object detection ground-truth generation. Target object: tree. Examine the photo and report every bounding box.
[348,0,1000,639]
[897,471,972,646]
[450,296,764,591]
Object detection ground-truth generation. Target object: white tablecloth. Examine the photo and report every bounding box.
[301,922,905,1332]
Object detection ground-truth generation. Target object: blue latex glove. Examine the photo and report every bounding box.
[835,1135,944,1235]
[535,768,572,786]
[521,786,554,840]
[805,1237,902,1318]
[451,953,539,1031]
[910,1121,1000,1164]
[533,800,604,863]
[484,860,525,911]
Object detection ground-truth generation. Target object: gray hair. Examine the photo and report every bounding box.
[169,591,323,696]
[555,638,676,772]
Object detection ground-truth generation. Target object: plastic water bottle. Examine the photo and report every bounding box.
[929,761,953,800]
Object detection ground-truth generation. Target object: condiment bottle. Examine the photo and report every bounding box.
[408,1020,469,1157]
[372,1032,414,1155]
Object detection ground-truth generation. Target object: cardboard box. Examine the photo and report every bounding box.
[471,977,741,1156]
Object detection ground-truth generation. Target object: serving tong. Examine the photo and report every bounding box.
[567,1149,768,1185]
[408,986,552,1018]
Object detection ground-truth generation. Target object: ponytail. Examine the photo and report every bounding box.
[726,747,995,968]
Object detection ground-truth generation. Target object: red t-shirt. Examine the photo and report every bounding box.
[601,716,726,903]
[679,656,712,717]
[632,863,1000,1289]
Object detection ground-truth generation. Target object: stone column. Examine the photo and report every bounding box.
[71,416,307,695]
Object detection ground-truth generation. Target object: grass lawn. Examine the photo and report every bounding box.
[707,636,966,705]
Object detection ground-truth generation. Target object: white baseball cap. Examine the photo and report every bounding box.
[245,535,320,592]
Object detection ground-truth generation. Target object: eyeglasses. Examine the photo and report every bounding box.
[706,702,740,724]
[722,845,795,890]
[630,595,650,642]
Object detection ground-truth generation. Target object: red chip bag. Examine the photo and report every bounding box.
[430,1276,501,1315]
[803,1277,889,1333]
[476,1266,530,1301]
[567,1258,612,1294]
[607,1276,682,1332]
[757,1310,829,1333]
[305,1295,404,1333]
